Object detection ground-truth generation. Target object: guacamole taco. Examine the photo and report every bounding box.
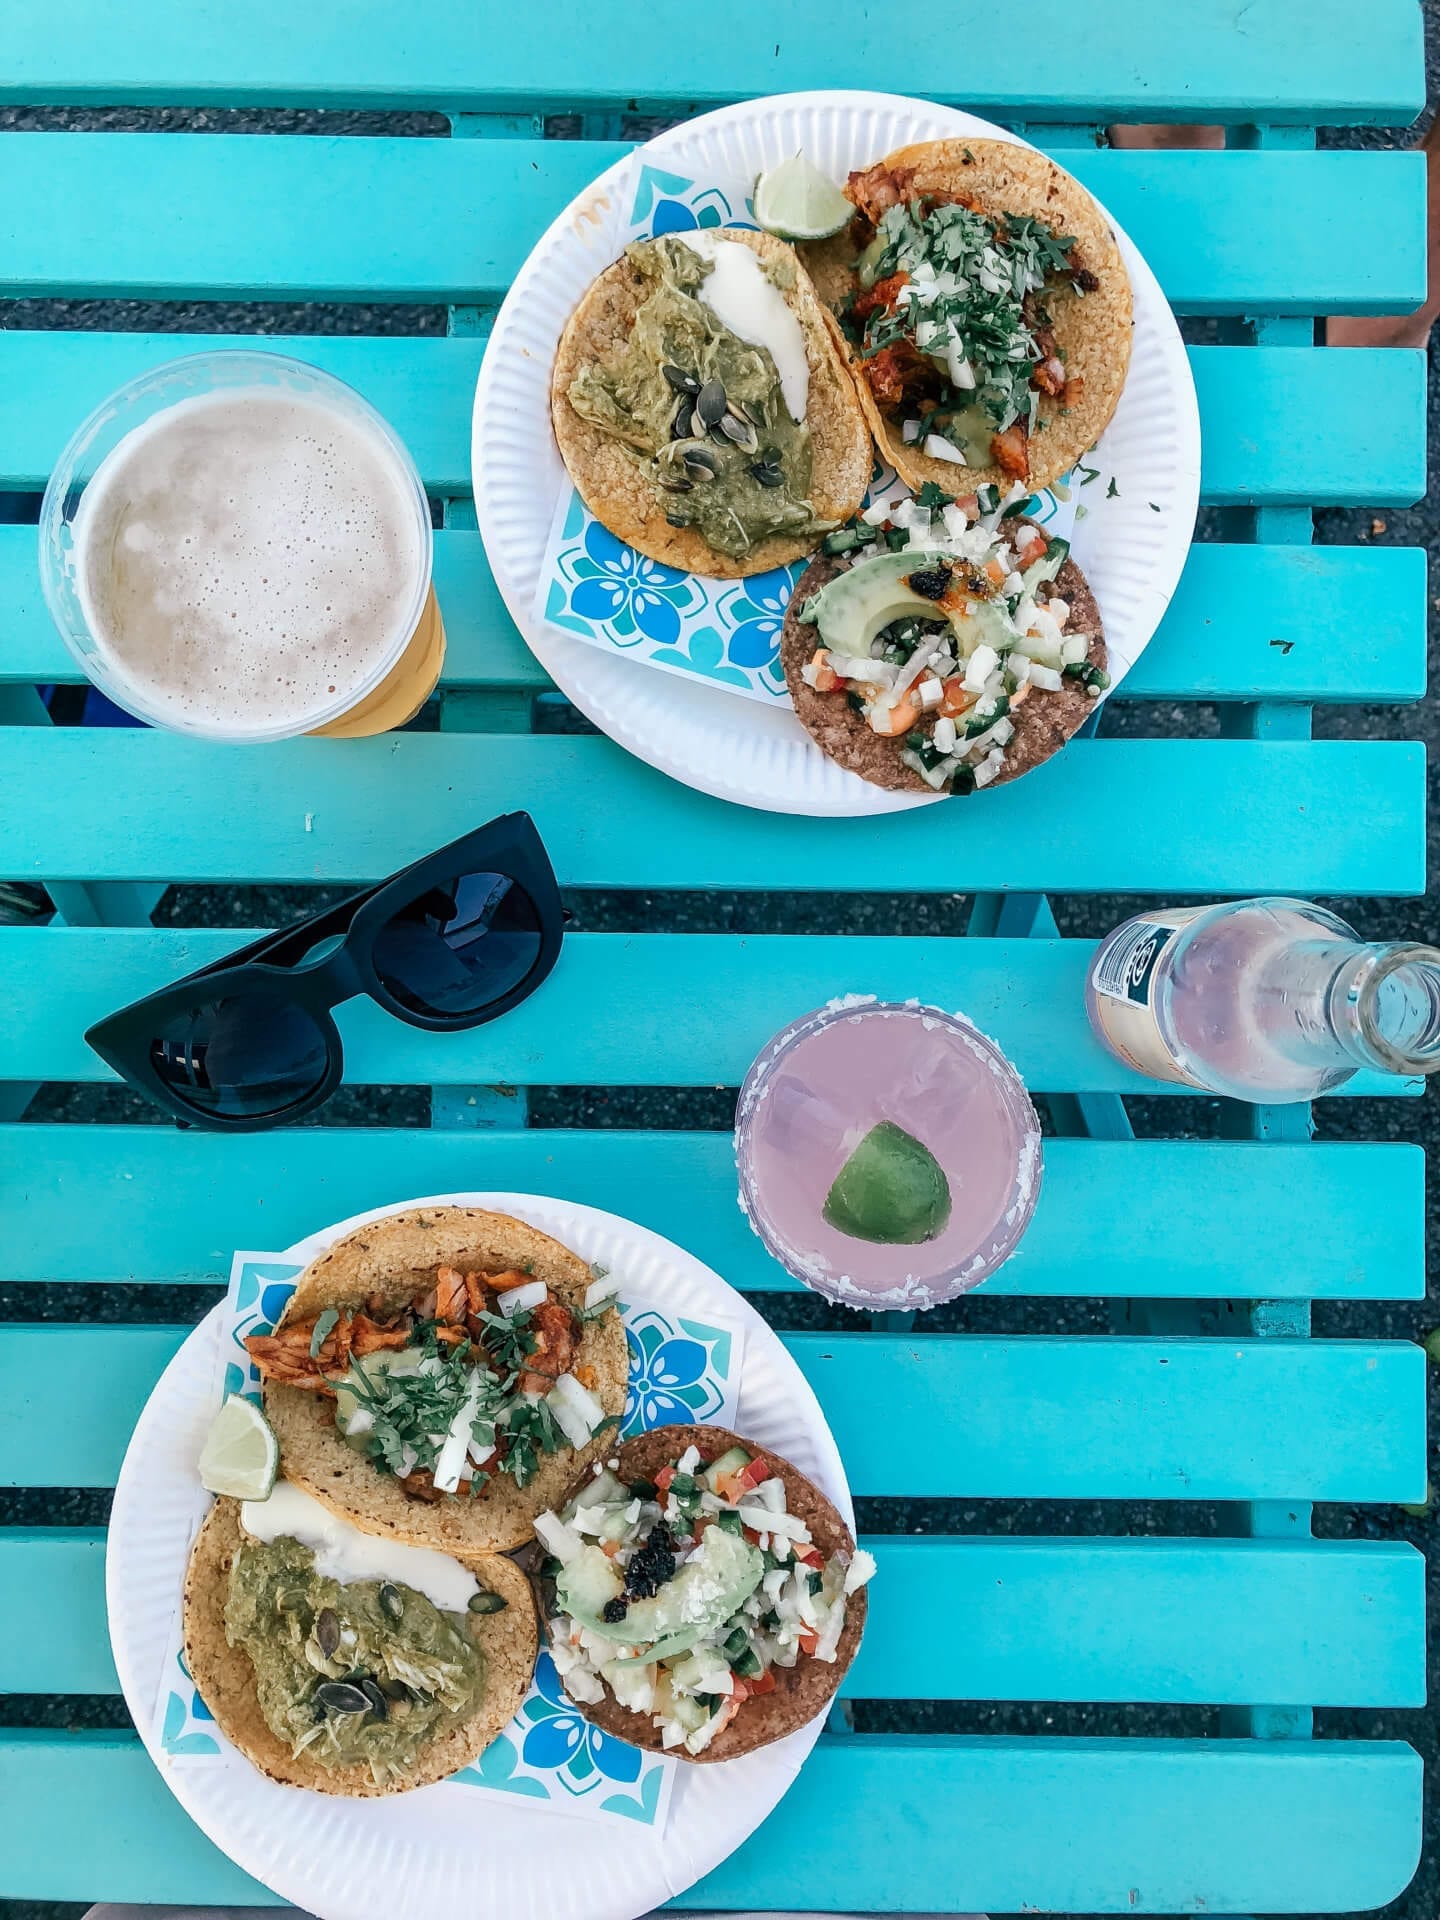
[535,1425,874,1762]
[782,497,1107,795]
[802,138,1132,495]
[182,1486,536,1795]
[247,1207,628,1555]
[551,227,872,577]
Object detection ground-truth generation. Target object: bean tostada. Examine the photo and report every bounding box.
[534,1425,874,1761]
[781,482,1108,795]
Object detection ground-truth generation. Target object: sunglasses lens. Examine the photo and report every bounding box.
[149,994,332,1120]
[372,869,543,1019]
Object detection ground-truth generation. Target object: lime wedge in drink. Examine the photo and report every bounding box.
[823,1121,952,1245]
[198,1393,279,1500]
[753,153,853,241]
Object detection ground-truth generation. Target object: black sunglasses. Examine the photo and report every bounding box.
[85,813,563,1131]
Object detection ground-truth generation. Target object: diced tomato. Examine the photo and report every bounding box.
[940,676,975,719]
[797,1629,820,1656]
[736,1456,770,1492]
[600,1538,622,1560]
[744,1666,778,1696]
[983,556,1007,587]
[743,1525,765,1547]
[793,1542,825,1569]
[655,1465,677,1493]
[808,648,842,695]
[728,1677,751,1706]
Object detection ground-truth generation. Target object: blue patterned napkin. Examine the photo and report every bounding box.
[538,156,1076,704]
[154,1248,747,1834]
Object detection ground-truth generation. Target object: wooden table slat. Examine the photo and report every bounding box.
[0,1730,1421,1913]
[0,137,1424,316]
[3,1125,1423,1299]
[0,335,1425,505]
[1,1325,1423,1502]
[3,1528,1422,1707]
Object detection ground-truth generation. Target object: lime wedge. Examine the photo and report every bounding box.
[823,1121,952,1245]
[753,153,853,241]
[198,1393,279,1500]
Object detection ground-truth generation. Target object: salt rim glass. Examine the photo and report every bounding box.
[734,997,1043,1309]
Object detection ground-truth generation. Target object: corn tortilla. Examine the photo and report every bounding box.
[551,227,872,578]
[538,1423,866,1763]
[780,523,1106,795]
[182,1497,536,1796]
[264,1207,628,1554]
[802,138,1132,495]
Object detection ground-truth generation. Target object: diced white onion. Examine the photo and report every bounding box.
[583,1271,620,1311]
[922,433,968,466]
[677,1444,702,1476]
[547,1371,604,1449]
[861,498,891,526]
[901,417,922,443]
[736,1504,812,1542]
[534,1510,585,1566]
[431,1371,486,1493]
[963,644,998,694]
[845,1548,879,1594]
[499,1279,548,1317]
[1028,664,1064,692]
[932,715,957,754]
[915,677,943,711]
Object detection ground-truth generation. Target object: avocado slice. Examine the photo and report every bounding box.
[556,1525,764,1660]
[804,548,1014,666]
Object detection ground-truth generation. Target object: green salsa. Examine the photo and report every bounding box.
[225,1535,485,1789]
[566,235,829,558]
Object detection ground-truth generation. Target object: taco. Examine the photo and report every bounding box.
[551,226,872,577]
[246,1207,628,1554]
[182,1484,536,1795]
[534,1425,874,1762]
[802,139,1132,495]
[782,493,1107,795]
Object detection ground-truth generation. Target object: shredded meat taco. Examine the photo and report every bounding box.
[248,1206,628,1554]
[802,138,1132,495]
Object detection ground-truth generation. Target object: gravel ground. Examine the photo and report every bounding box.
[3,33,1439,1920]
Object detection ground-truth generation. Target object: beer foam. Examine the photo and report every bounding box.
[73,388,427,734]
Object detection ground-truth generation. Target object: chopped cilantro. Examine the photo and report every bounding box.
[915,480,956,512]
[1075,462,1101,487]
[1105,476,1119,499]
[309,1307,339,1360]
[1148,501,1161,512]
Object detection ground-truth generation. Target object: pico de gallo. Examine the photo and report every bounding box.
[537,1437,875,1757]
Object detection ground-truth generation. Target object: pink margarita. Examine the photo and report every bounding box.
[734,997,1041,1310]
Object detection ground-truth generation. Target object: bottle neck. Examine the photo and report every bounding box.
[1327,943,1440,1076]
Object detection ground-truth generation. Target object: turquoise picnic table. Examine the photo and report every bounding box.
[0,1,1431,1911]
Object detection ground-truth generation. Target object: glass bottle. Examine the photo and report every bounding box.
[1085,898,1440,1102]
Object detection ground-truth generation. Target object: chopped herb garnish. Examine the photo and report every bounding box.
[1148,501,1160,512]
[309,1308,339,1360]
[1075,462,1100,487]
[1106,476,1119,498]
[915,480,956,512]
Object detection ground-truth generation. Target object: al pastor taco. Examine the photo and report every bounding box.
[782,487,1107,795]
[534,1425,874,1762]
[247,1207,628,1554]
[182,1483,536,1795]
[551,227,872,577]
[802,138,1132,495]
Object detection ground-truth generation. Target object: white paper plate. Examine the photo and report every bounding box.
[474,90,1200,816]
[108,1192,853,1920]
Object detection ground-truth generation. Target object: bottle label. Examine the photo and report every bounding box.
[1088,907,1206,1085]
